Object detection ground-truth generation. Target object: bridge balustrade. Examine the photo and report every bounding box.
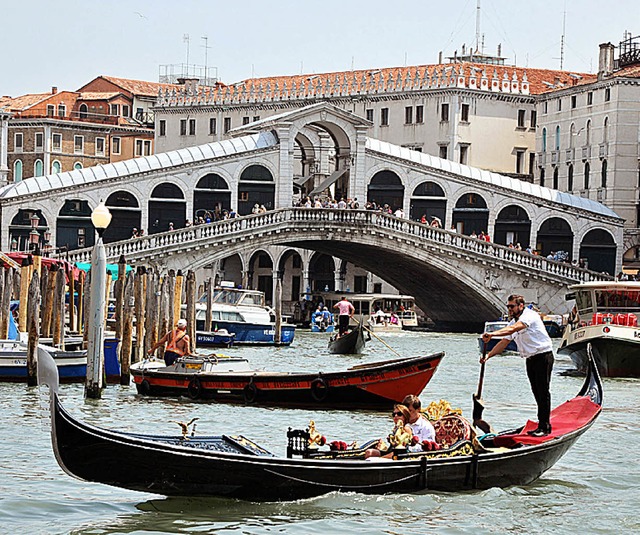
[63,208,610,283]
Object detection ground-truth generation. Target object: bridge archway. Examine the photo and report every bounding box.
[104,191,141,243]
[409,181,446,222]
[218,254,243,287]
[277,249,304,305]
[536,217,573,258]
[580,229,616,274]
[248,250,274,304]
[194,173,231,222]
[309,252,336,292]
[238,165,275,215]
[367,170,404,210]
[453,192,489,235]
[494,205,531,247]
[149,183,186,234]
[9,209,49,252]
[57,199,94,251]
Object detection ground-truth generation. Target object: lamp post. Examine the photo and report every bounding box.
[85,202,112,399]
[43,229,52,257]
[29,213,40,252]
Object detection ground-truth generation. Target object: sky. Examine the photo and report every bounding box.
[1,0,638,97]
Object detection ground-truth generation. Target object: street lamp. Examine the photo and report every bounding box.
[10,237,18,251]
[85,201,112,399]
[43,229,52,256]
[29,213,40,252]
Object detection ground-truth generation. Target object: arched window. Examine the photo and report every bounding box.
[540,167,545,187]
[584,162,590,189]
[569,123,575,148]
[568,164,574,191]
[74,162,83,170]
[553,167,559,189]
[601,160,607,188]
[542,128,547,152]
[586,119,591,145]
[79,103,88,120]
[555,125,560,151]
[13,160,22,182]
[34,159,44,177]
[603,117,609,143]
[52,160,61,174]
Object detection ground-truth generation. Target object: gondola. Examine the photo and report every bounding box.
[38,346,602,501]
[328,324,368,354]
[130,351,443,408]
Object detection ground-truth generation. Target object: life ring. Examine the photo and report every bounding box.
[187,377,202,400]
[243,382,258,403]
[137,379,151,396]
[310,377,329,402]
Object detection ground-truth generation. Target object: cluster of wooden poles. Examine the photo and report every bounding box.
[0,253,216,390]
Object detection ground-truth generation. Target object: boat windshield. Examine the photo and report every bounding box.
[576,288,640,315]
[208,289,265,307]
[485,322,508,333]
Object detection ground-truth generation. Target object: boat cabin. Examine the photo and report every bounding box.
[569,282,640,327]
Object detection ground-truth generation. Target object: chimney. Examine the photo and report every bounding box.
[497,43,502,57]
[438,51,443,64]
[598,42,615,80]
[51,86,58,94]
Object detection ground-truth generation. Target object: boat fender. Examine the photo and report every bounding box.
[243,382,258,403]
[187,377,202,400]
[137,379,151,396]
[310,377,329,402]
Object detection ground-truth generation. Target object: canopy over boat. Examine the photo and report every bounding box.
[38,345,602,501]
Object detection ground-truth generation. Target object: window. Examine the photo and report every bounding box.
[14,133,23,152]
[459,145,468,165]
[189,118,196,135]
[159,120,166,136]
[584,162,590,189]
[517,109,526,128]
[603,117,609,143]
[365,109,374,122]
[555,125,561,151]
[604,87,610,102]
[405,106,413,124]
[47,104,55,117]
[209,117,217,135]
[110,104,120,116]
[112,136,121,154]
[557,99,562,111]
[529,153,536,175]
[543,101,548,114]
[79,103,88,119]
[553,166,559,189]
[530,110,537,127]
[516,150,525,174]
[242,116,250,125]
[74,136,84,154]
[440,103,449,121]
[567,164,574,191]
[253,116,260,122]
[95,138,105,156]
[52,160,61,174]
[34,159,44,177]
[587,92,593,105]
[35,132,43,151]
[224,117,231,133]
[380,108,389,126]
[52,133,62,152]
[439,145,448,159]
[601,160,607,188]
[415,105,424,123]
[13,160,22,182]
[586,119,591,145]
[180,119,187,136]
[542,128,547,152]
[135,139,143,156]
[58,104,66,117]
[136,108,143,120]
[540,168,545,187]
[122,105,130,117]
[143,140,151,156]
[571,95,577,109]
[461,103,470,122]
[74,162,83,170]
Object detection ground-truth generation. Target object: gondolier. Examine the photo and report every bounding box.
[333,296,355,336]
[481,294,554,437]
[148,319,191,366]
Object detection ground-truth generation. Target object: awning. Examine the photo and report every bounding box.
[309,168,348,196]
[0,252,20,270]
[293,174,314,187]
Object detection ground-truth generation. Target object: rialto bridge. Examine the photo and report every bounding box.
[0,103,622,329]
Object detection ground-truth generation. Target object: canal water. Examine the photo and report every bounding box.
[1,330,638,534]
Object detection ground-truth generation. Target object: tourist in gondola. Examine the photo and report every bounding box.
[480,294,554,437]
[147,318,191,366]
[333,296,355,336]
[402,394,435,450]
[364,404,413,459]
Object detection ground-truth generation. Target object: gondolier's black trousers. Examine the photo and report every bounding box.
[338,315,350,335]
[525,351,554,431]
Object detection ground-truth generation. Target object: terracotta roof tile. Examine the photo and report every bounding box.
[0,92,52,111]
[100,76,179,96]
[79,91,123,100]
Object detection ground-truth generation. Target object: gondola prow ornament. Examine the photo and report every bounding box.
[173,418,199,440]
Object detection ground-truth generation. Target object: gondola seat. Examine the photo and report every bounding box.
[433,414,472,449]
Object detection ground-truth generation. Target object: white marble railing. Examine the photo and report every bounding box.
[64,208,610,283]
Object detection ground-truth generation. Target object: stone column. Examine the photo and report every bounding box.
[271,270,281,308]
[350,125,368,203]
[275,123,294,208]
[0,111,11,186]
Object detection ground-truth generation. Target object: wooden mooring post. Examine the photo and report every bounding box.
[185,270,196,353]
[134,266,146,363]
[26,270,40,386]
[120,271,135,385]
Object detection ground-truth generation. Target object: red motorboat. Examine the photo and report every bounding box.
[130,352,444,408]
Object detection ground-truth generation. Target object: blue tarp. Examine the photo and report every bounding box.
[75,262,133,281]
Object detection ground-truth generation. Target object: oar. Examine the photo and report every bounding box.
[473,342,493,434]
[362,323,402,358]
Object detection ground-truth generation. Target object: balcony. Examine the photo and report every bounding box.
[565,148,574,162]
[581,146,591,160]
[599,143,608,158]
[537,152,546,166]
[551,150,559,165]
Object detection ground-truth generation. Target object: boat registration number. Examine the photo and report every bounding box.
[185,363,202,370]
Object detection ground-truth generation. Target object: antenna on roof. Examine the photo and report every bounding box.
[475,0,481,53]
[560,6,566,70]
[183,34,190,69]
[201,35,211,83]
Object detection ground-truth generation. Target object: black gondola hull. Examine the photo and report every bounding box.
[328,326,367,354]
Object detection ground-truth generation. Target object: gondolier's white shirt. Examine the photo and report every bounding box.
[505,307,553,358]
